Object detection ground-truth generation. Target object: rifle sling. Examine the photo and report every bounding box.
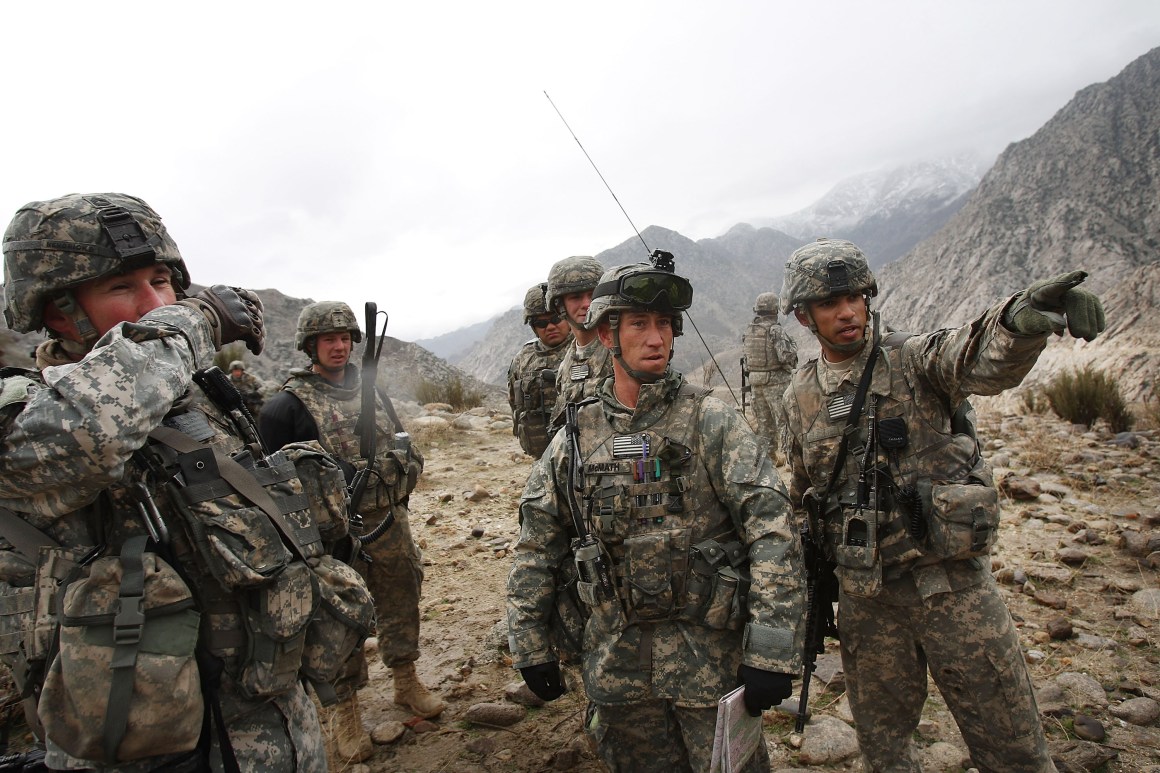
[819,338,881,503]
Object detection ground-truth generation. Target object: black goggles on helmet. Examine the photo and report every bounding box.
[530,314,563,329]
[593,271,693,312]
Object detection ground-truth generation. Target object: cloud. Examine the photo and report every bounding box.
[2,0,1158,339]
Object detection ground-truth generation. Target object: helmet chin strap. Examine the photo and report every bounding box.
[608,312,669,385]
[52,291,99,346]
[801,297,872,355]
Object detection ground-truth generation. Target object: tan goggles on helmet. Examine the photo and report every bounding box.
[594,271,693,311]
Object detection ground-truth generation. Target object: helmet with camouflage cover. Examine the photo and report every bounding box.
[295,301,363,353]
[3,193,190,334]
[545,256,603,316]
[584,259,692,336]
[753,291,779,316]
[522,282,550,324]
[229,360,245,372]
[780,238,877,315]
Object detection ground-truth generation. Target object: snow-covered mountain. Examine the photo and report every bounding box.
[756,154,992,267]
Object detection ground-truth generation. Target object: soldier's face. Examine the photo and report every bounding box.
[314,331,353,375]
[600,310,673,379]
[796,292,868,362]
[45,264,177,340]
[561,291,593,328]
[531,314,569,347]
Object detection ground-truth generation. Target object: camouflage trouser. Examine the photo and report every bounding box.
[748,377,790,456]
[838,571,1056,773]
[331,504,426,696]
[586,699,770,773]
[45,672,326,772]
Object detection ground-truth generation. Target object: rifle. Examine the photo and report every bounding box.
[564,400,616,603]
[349,302,393,544]
[796,517,838,733]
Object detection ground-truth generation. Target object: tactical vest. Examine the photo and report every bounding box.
[573,385,750,631]
[742,319,778,372]
[281,371,417,514]
[556,341,612,413]
[0,373,372,765]
[509,340,566,458]
[790,340,996,595]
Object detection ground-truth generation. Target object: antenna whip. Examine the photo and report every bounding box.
[544,91,651,256]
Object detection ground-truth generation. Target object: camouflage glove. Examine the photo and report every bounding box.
[1005,270,1106,341]
[519,661,566,702]
[178,285,266,355]
[738,665,794,717]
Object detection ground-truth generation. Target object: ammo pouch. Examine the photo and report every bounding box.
[918,478,1000,561]
[272,441,351,543]
[621,530,690,623]
[38,536,203,765]
[166,444,322,590]
[366,437,420,510]
[682,538,749,631]
[237,561,314,698]
[301,555,375,690]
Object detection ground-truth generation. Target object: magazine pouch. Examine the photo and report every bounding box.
[237,560,315,698]
[173,447,294,588]
[271,441,351,544]
[623,530,689,623]
[682,539,749,631]
[38,536,203,764]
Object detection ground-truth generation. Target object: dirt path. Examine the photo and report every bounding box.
[344,406,1159,773]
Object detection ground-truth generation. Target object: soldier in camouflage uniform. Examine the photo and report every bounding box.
[507,282,572,458]
[507,257,805,772]
[547,256,613,425]
[781,238,1106,773]
[0,193,327,771]
[228,359,268,419]
[260,301,443,763]
[741,291,798,459]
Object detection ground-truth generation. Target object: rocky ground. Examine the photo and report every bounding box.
[2,400,1157,772]
[328,399,1159,773]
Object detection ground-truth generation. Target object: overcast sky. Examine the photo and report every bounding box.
[2,2,1158,341]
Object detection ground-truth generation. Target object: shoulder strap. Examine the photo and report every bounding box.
[0,506,61,562]
[821,340,881,500]
[148,427,311,561]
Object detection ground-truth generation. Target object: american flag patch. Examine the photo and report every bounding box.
[828,393,855,422]
[569,363,590,381]
[612,434,647,458]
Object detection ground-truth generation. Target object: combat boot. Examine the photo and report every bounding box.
[392,662,446,718]
[321,692,373,764]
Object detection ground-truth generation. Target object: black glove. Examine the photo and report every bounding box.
[737,664,794,717]
[1006,270,1105,341]
[178,285,265,354]
[520,661,566,702]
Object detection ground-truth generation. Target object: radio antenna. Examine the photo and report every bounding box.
[544,91,651,257]
[544,91,745,412]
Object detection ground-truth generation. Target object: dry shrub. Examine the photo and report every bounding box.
[1043,365,1133,432]
[1138,382,1160,431]
[415,376,484,411]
